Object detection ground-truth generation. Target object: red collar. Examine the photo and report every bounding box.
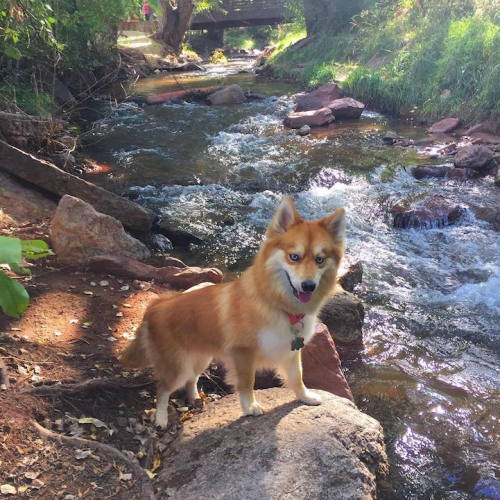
[287,313,305,325]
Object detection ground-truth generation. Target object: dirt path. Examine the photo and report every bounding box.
[0,221,222,498]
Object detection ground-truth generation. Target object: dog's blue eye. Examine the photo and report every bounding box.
[315,256,325,265]
[289,253,300,262]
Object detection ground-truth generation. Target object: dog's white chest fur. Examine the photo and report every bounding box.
[257,314,316,362]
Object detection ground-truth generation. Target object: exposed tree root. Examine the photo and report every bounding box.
[26,375,154,396]
[32,420,156,500]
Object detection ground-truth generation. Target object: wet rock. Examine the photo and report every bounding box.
[411,166,473,180]
[157,388,388,500]
[283,107,333,129]
[496,166,500,187]
[50,195,151,265]
[319,290,365,344]
[207,84,246,105]
[297,124,311,136]
[390,195,465,229]
[301,322,354,401]
[88,254,223,289]
[0,171,56,228]
[245,91,267,101]
[382,131,399,144]
[328,97,365,119]
[469,132,500,145]
[338,261,363,292]
[470,205,500,231]
[151,234,173,253]
[161,256,187,268]
[427,117,460,134]
[295,83,344,112]
[463,121,500,136]
[454,145,494,170]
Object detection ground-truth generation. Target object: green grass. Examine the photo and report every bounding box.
[270,5,500,122]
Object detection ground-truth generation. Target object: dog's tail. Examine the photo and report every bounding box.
[119,321,150,369]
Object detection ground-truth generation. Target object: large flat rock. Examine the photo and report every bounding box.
[156,388,388,500]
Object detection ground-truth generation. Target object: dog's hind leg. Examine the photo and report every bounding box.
[153,358,189,429]
[184,355,212,404]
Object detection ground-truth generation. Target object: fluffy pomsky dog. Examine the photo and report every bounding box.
[121,198,346,428]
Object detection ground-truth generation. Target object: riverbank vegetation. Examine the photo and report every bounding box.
[270,0,499,122]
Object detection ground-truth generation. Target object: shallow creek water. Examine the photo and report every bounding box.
[85,59,499,499]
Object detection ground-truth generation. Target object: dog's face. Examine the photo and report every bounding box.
[263,198,345,305]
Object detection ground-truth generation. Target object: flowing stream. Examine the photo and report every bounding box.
[84,59,499,499]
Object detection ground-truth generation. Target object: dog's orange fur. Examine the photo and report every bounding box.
[121,198,345,428]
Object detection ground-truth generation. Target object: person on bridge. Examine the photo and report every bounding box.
[143,1,152,21]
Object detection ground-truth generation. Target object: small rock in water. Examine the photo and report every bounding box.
[454,144,494,171]
[391,195,465,229]
[152,234,174,253]
[382,131,399,144]
[297,125,311,136]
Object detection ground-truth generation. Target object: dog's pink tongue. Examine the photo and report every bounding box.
[297,291,312,303]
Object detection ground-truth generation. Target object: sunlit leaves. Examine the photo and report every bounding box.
[0,236,52,318]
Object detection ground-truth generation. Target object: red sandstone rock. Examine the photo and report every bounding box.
[390,195,465,229]
[427,117,460,134]
[328,97,365,119]
[283,107,333,129]
[294,83,344,112]
[454,145,494,170]
[301,323,354,401]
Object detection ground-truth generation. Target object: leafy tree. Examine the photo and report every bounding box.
[154,0,221,54]
[0,236,53,318]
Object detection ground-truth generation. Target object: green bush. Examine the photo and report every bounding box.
[0,236,53,318]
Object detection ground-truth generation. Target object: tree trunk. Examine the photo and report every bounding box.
[155,0,195,55]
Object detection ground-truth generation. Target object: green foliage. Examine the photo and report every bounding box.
[0,0,131,114]
[208,48,227,63]
[0,236,53,318]
[272,0,500,121]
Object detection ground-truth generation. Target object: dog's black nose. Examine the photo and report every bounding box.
[301,280,316,292]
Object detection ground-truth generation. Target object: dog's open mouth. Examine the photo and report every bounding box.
[285,272,313,303]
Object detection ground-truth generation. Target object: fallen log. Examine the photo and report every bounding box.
[146,86,217,104]
[88,254,223,289]
[0,141,154,232]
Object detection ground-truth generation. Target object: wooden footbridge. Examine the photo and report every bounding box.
[191,0,286,30]
[121,0,285,33]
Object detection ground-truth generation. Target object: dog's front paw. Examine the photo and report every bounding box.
[154,410,169,429]
[299,390,322,406]
[243,401,265,416]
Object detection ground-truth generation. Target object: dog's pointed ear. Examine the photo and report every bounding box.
[320,207,346,242]
[266,198,302,238]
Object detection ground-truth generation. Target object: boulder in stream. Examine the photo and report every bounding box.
[427,117,460,134]
[156,388,388,500]
[294,83,344,112]
[50,195,151,265]
[453,144,494,171]
[390,195,465,229]
[338,261,364,292]
[411,165,473,180]
[284,107,333,129]
[328,97,365,119]
[207,84,246,105]
[320,289,365,345]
